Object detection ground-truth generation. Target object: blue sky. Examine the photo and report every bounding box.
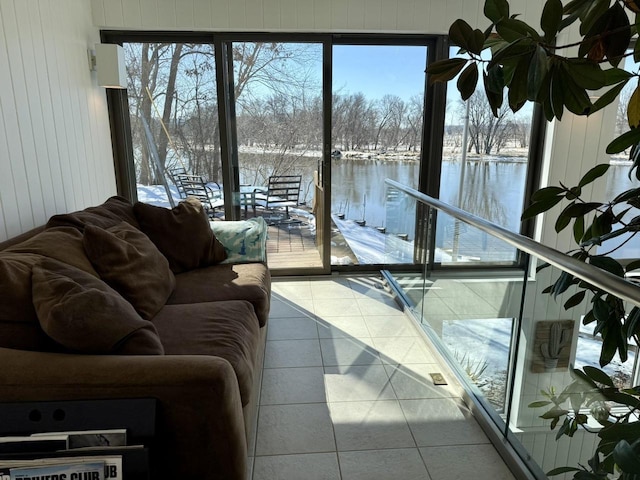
[332,45,428,102]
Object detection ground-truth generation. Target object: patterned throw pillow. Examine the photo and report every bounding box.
[210,217,268,264]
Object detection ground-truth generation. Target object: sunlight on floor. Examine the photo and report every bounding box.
[249,275,516,480]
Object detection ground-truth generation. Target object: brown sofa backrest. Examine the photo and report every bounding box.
[0,197,138,351]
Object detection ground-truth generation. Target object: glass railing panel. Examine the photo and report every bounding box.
[382,184,421,265]
[435,210,519,265]
[383,179,640,479]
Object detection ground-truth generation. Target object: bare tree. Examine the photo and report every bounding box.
[461,92,514,155]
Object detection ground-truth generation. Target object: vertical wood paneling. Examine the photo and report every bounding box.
[262,0,280,29]
[313,0,331,30]
[122,0,143,29]
[0,96,21,238]
[411,0,430,33]
[279,0,297,30]
[23,1,60,220]
[175,0,195,29]
[395,0,414,31]
[296,0,314,30]
[427,0,447,33]
[193,0,213,29]
[379,0,398,31]
[445,0,465,26]
[243,0,264,29]
[363,0,382,31]
[346,0,365,31]
[103,0,124,28]
[0,0,116,241]
[228,0,247,29]
[140,0,159,29]
[330,0,348,30]
[90,0,105,27]
[210,0,230,29]
[157,0,177,28]
[1,1,41,231]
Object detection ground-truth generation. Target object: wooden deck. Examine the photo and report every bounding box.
[265,220,323,269]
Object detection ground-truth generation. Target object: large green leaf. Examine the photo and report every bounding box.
[521,195,564,219]
[613,440,640,473]
[427,58,468,84]
[583,365,615,387]
[560,68,592,115]
[624,306,640,339]
[590,256,625,277]
[485,65,505,94]
[547,466,582,476]
[483,71,504,116]
[484,0,509,23]
[531,186,565,201]
[604,3,631,67]
[564,290,586,309]
[541,0,563,40]
[552,271,576,297]
[550,68,565,120]
[579,0,612,36]
[574,215,585,243]
[603,67,632,85]
[457,63,479,101]
[589,81,628,115]
[496,18,541,43]
[606,128,640,154]
[566,59,607,90]
[528,46,549,100]
[578,164,610,187]
[449,20,477,53]
[509,55,530,111]
[629,86,640,128]
[488,38,534,69]
[555,210,572,233]
[561,202,602,218]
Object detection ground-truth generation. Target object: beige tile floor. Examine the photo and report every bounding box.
[249,275,516,480]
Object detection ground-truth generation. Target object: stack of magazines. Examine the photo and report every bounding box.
[0,429,143,480]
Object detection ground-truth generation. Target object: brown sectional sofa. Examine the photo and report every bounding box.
[0,196,271,480]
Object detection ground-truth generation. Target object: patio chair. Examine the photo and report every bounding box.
[170,171,223,218]
[263,175,302,225]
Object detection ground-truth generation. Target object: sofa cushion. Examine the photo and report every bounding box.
[152,300,259,405]
[0,228,100,351]
[83,222,175,320]
[167,263,271,327]
[0,253,56,350]
[133,198,227,274]
[46,196,139,232]
[32,259,164,355]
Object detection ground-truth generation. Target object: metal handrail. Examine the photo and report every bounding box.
[386,179,640,308]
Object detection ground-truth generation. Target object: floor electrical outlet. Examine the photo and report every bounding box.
[430,373,448,385]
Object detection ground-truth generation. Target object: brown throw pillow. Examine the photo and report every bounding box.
[133,198,227,273]
[46,196,139,232]
[32,259,164,355]
[83,222,175,320]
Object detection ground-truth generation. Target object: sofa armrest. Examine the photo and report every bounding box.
[0,348,247,480]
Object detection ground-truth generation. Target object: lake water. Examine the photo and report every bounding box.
[239,153,640,257]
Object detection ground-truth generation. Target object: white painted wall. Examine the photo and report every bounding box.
[0,0,117,241]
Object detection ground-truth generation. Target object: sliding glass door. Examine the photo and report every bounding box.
[229,40,326,271]
[330,43,428,267]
